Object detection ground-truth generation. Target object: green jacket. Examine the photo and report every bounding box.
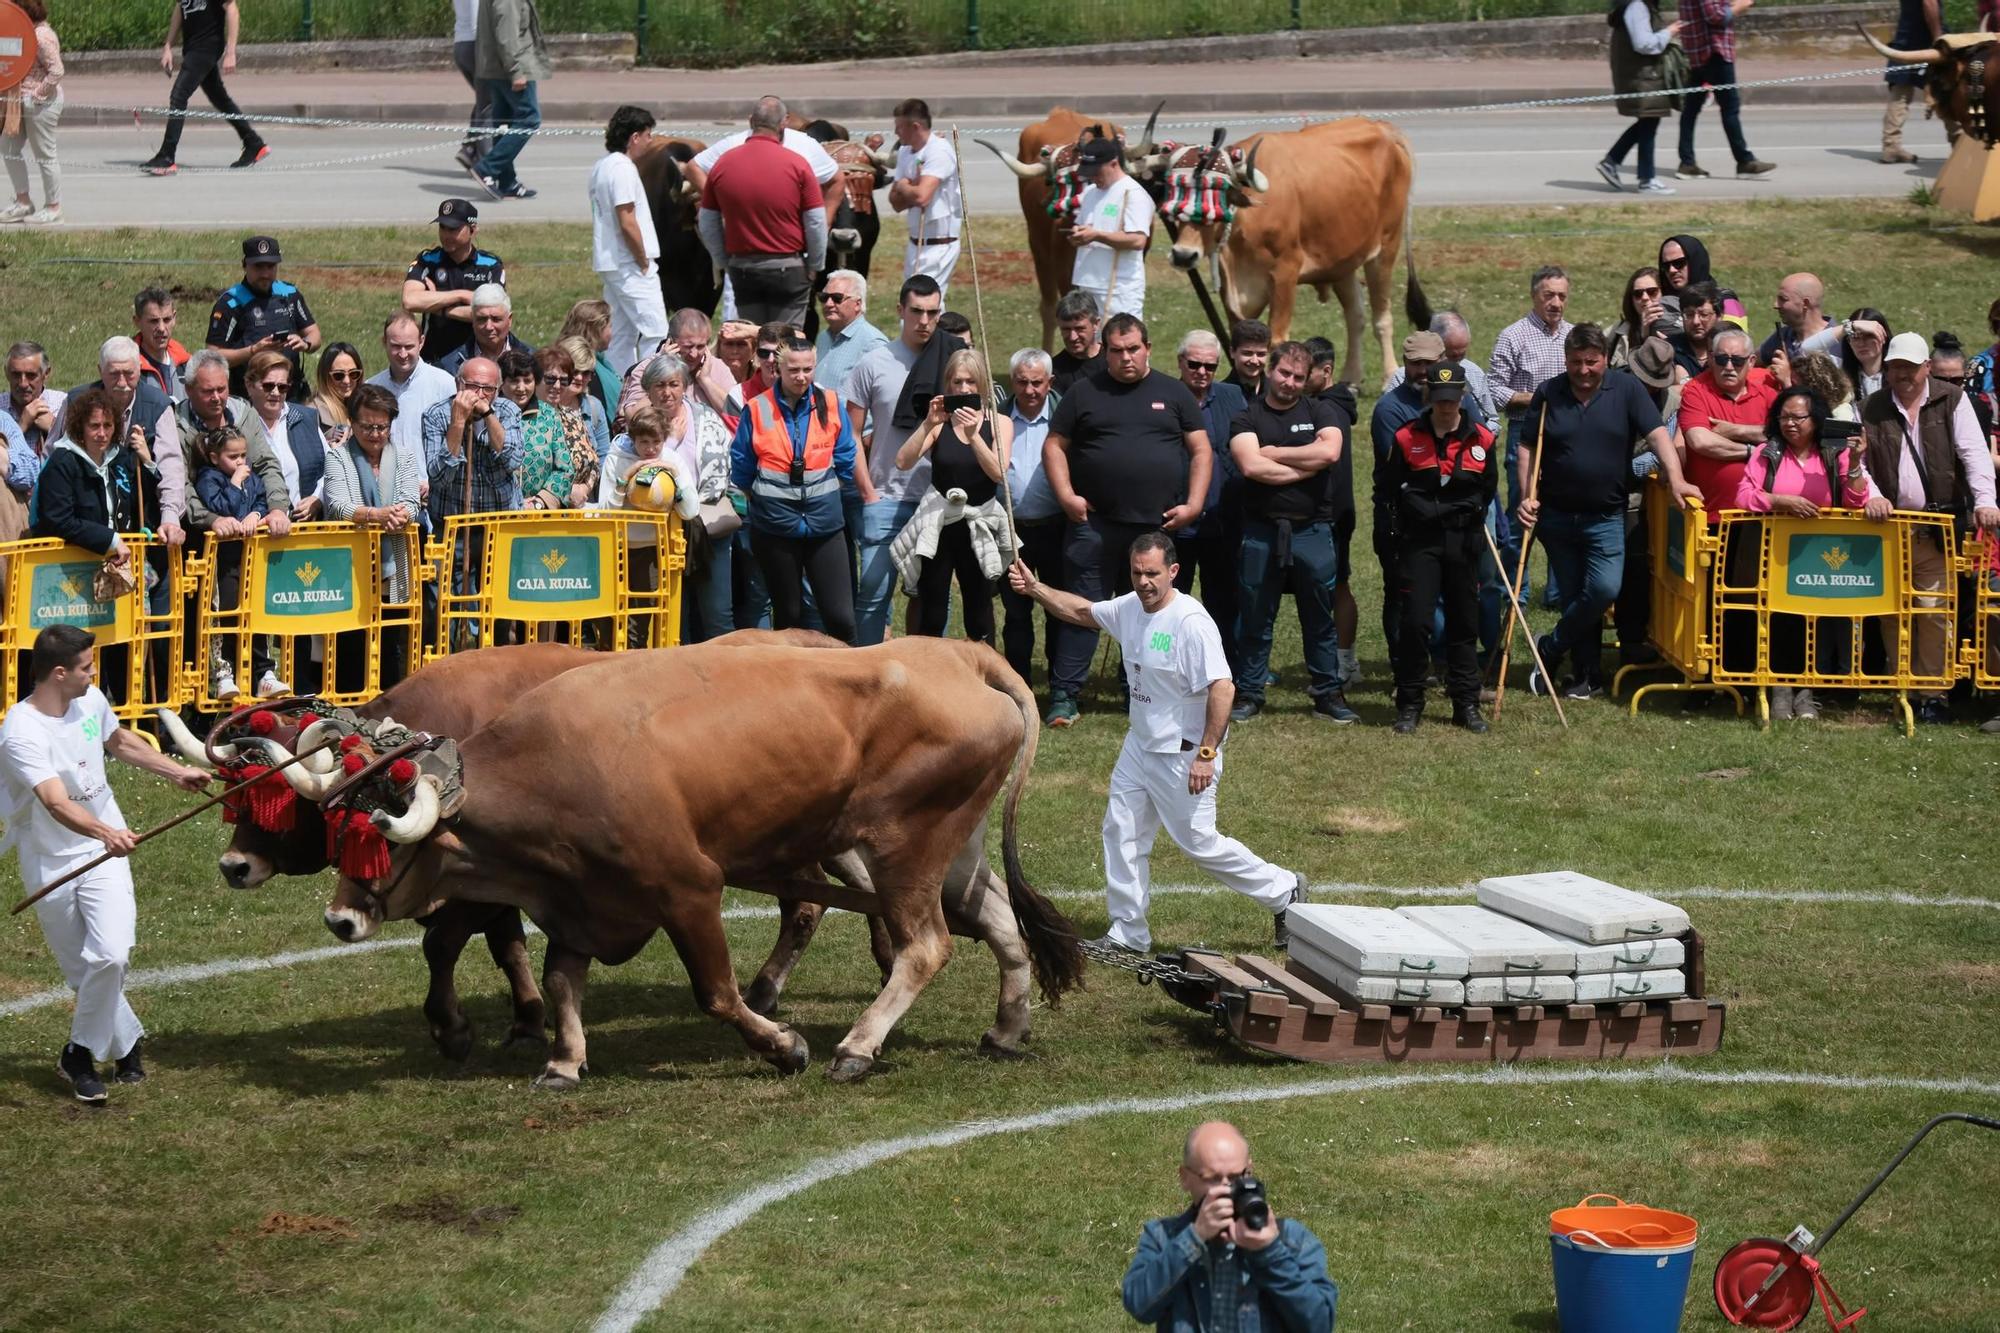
[476,0,553,84]
[1608,0,1677,119]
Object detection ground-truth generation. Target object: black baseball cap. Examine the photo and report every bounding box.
[242,235,283,263]
[1424,360,1469,399]
[434,198,478,229]
[1078,137,1121,167]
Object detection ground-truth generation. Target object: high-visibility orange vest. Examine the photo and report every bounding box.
[746,386,840,507]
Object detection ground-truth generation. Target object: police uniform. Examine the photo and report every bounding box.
[0,687,143,1075]
[208,235,317,392]
[1379,362,1498,731]
[1092,588,1297,953]
[407,199,507,367]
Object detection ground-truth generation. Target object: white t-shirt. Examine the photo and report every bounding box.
[896,135,960,241]
[0,688,123,873]
[692,129,838,185]
[453,0,479,44]
[1089,592,1229,753]
[590,151,659,274]
[368,362,457,455]
[1072,176,1154,316]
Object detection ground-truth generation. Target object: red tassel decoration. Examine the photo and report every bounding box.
[342,751,368,775]
[248,710,278,735]
[221,762,298,833]
[388,758,418,786]
[326,808,393,881]
[339,734,364,753]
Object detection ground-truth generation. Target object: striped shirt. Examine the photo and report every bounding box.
[1489,313,1573,424]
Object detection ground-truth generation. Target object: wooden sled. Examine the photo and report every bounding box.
[1156,931,1725,1065]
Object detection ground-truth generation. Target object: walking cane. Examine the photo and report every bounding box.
[950,125,1018,562]
[11,742,333,915]
[1490,402,1547,719]
[1482,523,1568,730]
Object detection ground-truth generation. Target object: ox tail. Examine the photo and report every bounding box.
[1395,132,1433,332]
[979,649,1088,1004]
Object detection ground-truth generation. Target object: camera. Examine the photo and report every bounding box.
[943,393,983,414]
[1819,419,1861,443]
[1231,1173,1271,1231]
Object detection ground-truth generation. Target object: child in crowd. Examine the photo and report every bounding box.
[600,405,697,646]
[194,427,286,699]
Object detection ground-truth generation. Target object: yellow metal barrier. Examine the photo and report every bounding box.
[0,534,185,722]
[1620,485,1743,714]
[193,522,424,711]
[1709,508,1960,734]
[430,510,684,657]
[1969,534,2000,691]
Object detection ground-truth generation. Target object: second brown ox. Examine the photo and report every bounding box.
[319,637,1084,1087]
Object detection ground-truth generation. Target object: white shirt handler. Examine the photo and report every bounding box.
[1007,541,1301,954]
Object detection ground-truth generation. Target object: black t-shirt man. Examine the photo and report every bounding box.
[1051,346,1106,394]
[1230,392,1343,523]
[179,0,227,49]
[406,245,506,365]
[1048,368,1203,525]
[1526,368,1663,514]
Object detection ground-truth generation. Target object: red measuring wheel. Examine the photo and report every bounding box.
[1714,1238,1818,1330]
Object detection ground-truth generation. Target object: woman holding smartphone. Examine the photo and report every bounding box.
[894,349,1013,643]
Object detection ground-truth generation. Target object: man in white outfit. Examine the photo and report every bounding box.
[0,626,210,1104]
[888,97,961,296]
[1008,532,1303,954]
[1068,135,1154,318]
[589,105,670,375]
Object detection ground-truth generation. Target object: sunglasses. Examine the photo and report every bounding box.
[821,292,855,305]
[1933,372,1969,385]
[1664,257,1691,269]
[756,347,778,359]
[328,369,362,383]
[1183,359,1218,372]
[1632,286,1661,299]
[256,379,290,393]
[1713,354,1751,368]
[540,373,576,386]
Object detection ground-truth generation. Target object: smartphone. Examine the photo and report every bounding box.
[943,393,982,414]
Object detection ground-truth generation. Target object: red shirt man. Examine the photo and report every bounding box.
[1677,329,1778,521]
[699,133,821,262]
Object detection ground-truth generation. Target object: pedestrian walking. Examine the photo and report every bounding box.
[1674,0,1774,180]
[143,0,268,177]
[468,0,550,201]
[451,0,494,172]
[1,0,64,225]
[1598,0,1684,196]
[1881,0,1956,164]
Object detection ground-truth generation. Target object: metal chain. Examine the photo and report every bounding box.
[1077,937,1209,987]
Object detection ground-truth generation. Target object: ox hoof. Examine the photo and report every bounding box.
[826,1053,875,1083]
[435,1023,476,1063]
[532,1065,583,1092]
[769,1031,810,1076]
[743,978,781,1019]
[977,1032,1030,1061]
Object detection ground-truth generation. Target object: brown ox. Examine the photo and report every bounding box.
[1860,27,1997,145]
[635,136,714,316]
[1153,119,1430,388]
[173,636,1048,1063]
[318,638,1083,1086]
[977,107,1160,349]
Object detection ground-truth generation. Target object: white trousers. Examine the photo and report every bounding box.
[903,238,960,298]
[4,91,62,205]
[1101,733,1293,951]
[601,266,670,378]
[30,857,143,1061]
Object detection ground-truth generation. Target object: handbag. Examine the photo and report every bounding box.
[699,495,742,540]
[93,555,138,602]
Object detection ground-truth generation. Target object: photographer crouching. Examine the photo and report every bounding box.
[1122,1121,1338,1331]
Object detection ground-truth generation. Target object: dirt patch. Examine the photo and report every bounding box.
[1940,961,2000,985]
[520,1103,628,1132]
[1384,1141,1530,1182]
[258,1211,357,1240]
[1318,807,1410,836]
[1688,1140,1779,1172]
[966,248,1041,292]
[386,1195,522,1236]
[1697,767,1751,781]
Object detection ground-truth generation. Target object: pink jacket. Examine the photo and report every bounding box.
[18,24,63,102]
[1735,444,1879,513]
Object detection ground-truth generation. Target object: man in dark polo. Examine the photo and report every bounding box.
[1042,313,1211,720]
[206,235,321,396]
[1517,323,1700,699]
[1227,340,1353,725]
[402,199,506,368]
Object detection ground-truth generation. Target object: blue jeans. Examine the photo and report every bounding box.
[475,79,539,188]
[1607,115,1660,183]
[681,528,735,643]
[1233,518,1343,703]
[1536,507,1625,681]
[1501,418,1529,602]
[731,527,771,630]
[1678,56,1754,166]
[854,495,918,645]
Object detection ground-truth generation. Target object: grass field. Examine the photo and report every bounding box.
[1,202,1997,1332]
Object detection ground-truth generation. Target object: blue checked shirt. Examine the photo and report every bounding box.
[423,394,525,516]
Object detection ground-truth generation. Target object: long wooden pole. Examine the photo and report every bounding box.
[1482,523,1568,730]
[11,743,330,916]
[949,125,1018,562]
[1491,402,1547,720]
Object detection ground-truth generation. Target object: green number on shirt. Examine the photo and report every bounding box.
[1149,631,1173,654]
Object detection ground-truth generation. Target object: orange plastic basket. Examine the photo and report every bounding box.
[1551,1194,1699,1249]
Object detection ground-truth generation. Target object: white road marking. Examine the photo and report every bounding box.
[592,1066,2000,1332]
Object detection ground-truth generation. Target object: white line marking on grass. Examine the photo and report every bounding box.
[593,1066,2000,1333]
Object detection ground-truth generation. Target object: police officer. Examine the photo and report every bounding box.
[206,235,321,396]
[1380,361,1498,734]
[402,200,507,368]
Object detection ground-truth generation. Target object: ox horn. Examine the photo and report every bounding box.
[245,733,339,801]
[974,136,1049,180]
[156,708,215,770]
[373,775,442,845]
[1857,23,1942,64]
[1240,143,1270,194]
[294,719,345,776]
[1130,99,1164,160]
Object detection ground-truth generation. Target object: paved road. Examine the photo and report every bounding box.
[33,106,1948,233]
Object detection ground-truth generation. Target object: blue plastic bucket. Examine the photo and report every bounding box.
[1549,1229,1696,1333]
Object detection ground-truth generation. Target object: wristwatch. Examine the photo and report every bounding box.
[1197,745,1218,761]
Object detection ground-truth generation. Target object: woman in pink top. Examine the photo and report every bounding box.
[2,0,63,225]
[1736,386,1891,720]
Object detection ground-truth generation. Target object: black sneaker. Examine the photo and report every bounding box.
[141,155,177,177]
[1274,874,1304,949]
[230,143,271,170]
[1736,158,1776,176]
[1312,692,1359,725]
[455,143,483,171]
[57,1043,107,1104]
[1453,703,1490,733]
[1526,634,1560,696]
[496,181,538,200]
[469,168,503,200]
[1229,698,1263,723]
[1677,161,1709,179]
[114,1040,145,1085]
[1392,704,1422,735]
[1915,697,1953,725]
[1560,677,1605,701]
